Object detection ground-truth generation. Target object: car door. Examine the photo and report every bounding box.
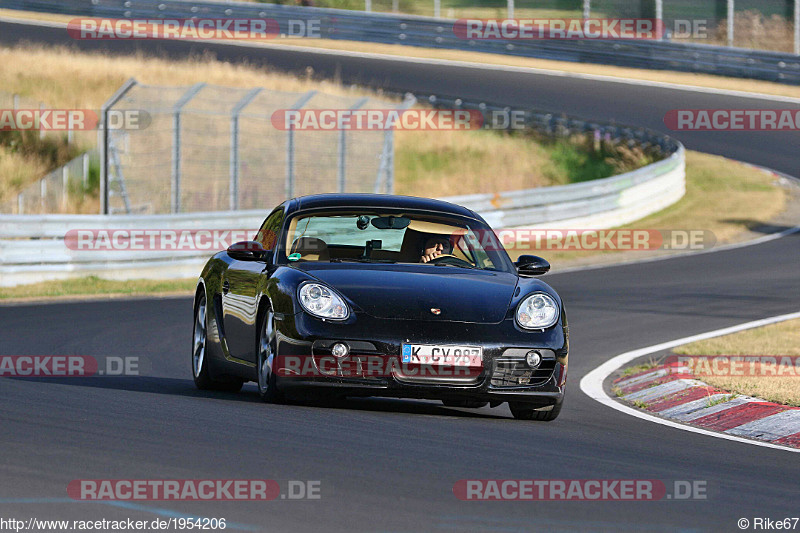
[222,206,284,363]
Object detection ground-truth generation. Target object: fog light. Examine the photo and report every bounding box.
[331,342,349,358]
[525,350,542,368]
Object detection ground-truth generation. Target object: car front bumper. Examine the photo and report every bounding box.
[273,311,568,406]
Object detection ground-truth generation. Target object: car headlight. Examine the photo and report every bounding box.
[298,283,349,320]
[515,293,559,329]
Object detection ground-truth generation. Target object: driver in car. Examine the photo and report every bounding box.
[420,236,453,263]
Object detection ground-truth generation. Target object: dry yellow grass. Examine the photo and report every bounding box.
[699,11,797,53]
[0,45,361,109]
[674,318,800,406]
[0,8,71,23]
[676,319,800,357]
[394,129,569,197]
[619,152,786,243]
[0,276,196,301]
[2,9,799,100]
[0,146,49,203]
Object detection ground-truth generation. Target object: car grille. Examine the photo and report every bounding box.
[392,362,484,386]
[491,353,556,387]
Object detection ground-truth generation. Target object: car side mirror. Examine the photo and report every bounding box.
[227,241,270,262]
[515,255,550,276]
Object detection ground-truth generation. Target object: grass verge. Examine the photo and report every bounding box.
[673,318,800,407]
[0,276,197,301]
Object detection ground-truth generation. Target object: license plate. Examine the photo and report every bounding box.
[401,344,483,367]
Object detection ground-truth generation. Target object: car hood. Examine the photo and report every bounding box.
[295,263,518,323]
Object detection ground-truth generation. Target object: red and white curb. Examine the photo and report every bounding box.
[613,363,800,448]
[580,311,800,453]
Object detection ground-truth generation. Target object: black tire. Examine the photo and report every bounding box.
[257,306,284,403]
[192,292,244,392]
[509,398,563,421]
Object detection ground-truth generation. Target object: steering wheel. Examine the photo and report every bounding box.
[426,254,473,267]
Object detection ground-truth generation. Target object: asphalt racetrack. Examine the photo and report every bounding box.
[1,18,799,532]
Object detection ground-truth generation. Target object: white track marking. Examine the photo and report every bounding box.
[580,311,800,453]
[554,220,800,275]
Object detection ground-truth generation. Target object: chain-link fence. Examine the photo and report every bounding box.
[102,80,405,214]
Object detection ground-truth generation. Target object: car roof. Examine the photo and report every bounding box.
[285,193,480,220]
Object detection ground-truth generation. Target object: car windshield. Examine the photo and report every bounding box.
[282,211,512,272]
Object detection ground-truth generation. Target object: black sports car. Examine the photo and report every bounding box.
[192,194,569,420]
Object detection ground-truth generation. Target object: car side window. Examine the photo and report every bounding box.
[256,208,284,251]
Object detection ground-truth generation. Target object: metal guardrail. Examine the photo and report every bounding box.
[0,150,684,285]
[0,93,685,287]
[2,0,800,84]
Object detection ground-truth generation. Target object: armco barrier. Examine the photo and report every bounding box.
[0,210,267,286]
[2,0,800,84]
[0,147,685,287]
